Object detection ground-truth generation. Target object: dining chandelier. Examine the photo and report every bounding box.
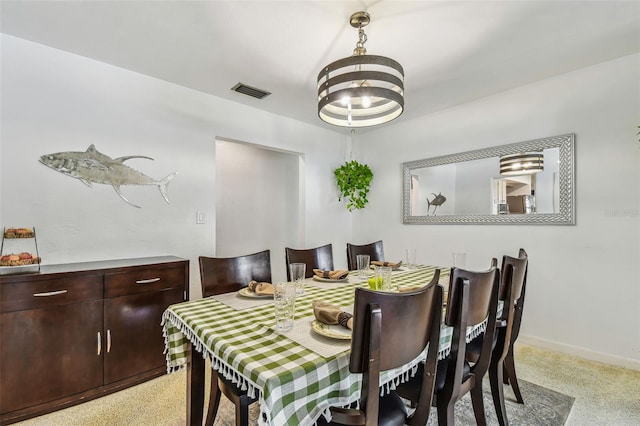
[499,152,544,175]
[317,11,404,128]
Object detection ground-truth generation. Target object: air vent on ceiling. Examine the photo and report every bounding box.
[231,82,271,99]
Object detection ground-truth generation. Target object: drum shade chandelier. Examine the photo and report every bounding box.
[317,11,404,128]
[499,152,544,175]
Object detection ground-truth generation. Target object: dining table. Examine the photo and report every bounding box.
[162,265,493,426]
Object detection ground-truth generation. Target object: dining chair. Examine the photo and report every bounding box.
[396,263,500,426]
[319,270,443,426]
[465,249,529,425]
[198,249,272,426]
[285,243,334,280]
[503,248,528,404]
[346,240,384,270]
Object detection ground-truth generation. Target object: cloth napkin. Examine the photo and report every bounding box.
[371,260,403,269]
[313,269,349,280]
[312,300,353,329]
[248,280,274,296]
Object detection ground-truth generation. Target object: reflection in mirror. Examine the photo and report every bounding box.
[403,134,575,225]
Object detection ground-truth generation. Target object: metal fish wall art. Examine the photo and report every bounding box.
[39,144,177,208]
[427,192,446,215]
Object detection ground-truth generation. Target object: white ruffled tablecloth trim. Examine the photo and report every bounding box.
[162,309,263,402]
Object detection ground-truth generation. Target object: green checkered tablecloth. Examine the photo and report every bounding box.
[162,266,488,426]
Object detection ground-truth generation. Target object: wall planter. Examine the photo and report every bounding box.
[334,160,373,212]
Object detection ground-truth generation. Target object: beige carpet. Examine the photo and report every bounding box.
[12,366,259,426]
[14,344,640,425]
[14,369,570,426]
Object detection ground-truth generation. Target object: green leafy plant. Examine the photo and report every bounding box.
[334,160,373,212]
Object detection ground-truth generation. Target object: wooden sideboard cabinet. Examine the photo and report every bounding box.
[0,256,188,424]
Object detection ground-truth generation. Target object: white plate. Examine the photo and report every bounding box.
[312,275,348,283]
[311,320,351,340]
[237,287,272,299]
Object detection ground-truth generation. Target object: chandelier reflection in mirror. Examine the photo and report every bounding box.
[499,152,544,175]
[317,11,404,127]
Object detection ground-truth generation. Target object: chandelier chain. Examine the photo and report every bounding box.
[354,27,367,56]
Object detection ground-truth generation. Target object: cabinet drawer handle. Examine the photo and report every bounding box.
[97,331,102,355]
[107,329,112,353]
[135,278,160,284]
[33,290,68,297]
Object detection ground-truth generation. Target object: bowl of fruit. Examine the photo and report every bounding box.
[0,252,41,267]
[4,227,35,238]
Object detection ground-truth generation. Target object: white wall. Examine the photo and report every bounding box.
[353,53,640,369]
[215,140,301,283]
[0,35,351,298]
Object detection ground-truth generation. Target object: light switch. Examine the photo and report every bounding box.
[196,211,205,224]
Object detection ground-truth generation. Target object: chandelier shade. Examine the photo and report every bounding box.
[317,12,404,128]
[499,152,544,175]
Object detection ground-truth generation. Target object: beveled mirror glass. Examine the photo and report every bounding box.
[403,133,575,225]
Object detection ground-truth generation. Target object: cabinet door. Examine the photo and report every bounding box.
[0,300,104,414]
[103,287,183,384]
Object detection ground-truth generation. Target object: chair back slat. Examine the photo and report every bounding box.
[285,244,334,280]
[446,266,498,326]
[499,251,528,303]
[199,250,271,297]
[346,240,384,270]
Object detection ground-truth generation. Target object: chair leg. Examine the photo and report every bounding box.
[236,394,250,426]
[204,371,222,426]
[470,383,487,426]
[503,348,524,404]
[437,398,456,426]
[490,360,509,426]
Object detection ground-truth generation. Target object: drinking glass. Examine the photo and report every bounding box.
[452,252,467,268]
[274,282,296,332]
[374,266,393,291]
[289,262,306,296]
[356,254,370,278]
[405,248,416,269]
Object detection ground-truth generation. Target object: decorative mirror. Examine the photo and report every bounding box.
[402,133,575,225]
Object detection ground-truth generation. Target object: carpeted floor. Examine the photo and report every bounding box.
[14,350,575,426]
[13,343,640,425]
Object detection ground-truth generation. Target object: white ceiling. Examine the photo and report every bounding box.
[2,1,639,134]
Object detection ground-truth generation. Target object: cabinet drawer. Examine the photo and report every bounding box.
[105,263,185,298]
[0,275,103,313]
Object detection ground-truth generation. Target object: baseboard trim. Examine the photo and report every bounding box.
[520,335,640,371]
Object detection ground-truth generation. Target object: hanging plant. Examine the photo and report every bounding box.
[334,160,373,212]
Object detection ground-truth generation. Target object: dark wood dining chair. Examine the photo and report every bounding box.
[319,270,443,426]
[465,249,529,425]
[198,249,271,426]
[346,240,384,270]
[396,263,500,426]
[503,248,528,404]
[285,243,334,280]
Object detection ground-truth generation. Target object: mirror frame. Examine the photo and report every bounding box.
[402,133,575,225]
